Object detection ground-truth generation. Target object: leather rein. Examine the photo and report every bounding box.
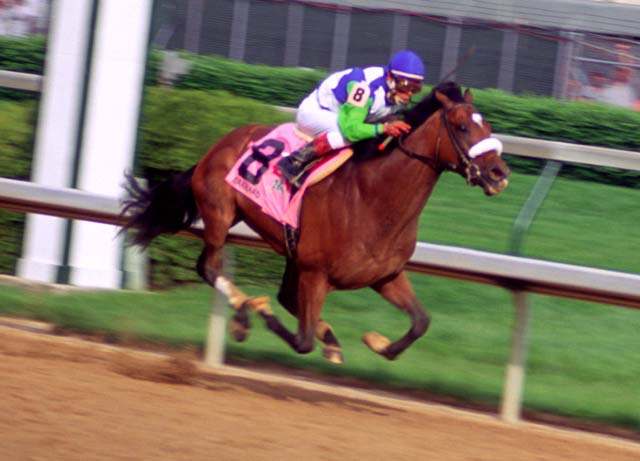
[396,103,479,178]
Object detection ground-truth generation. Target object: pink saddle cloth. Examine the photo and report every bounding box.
[225,123,352,229]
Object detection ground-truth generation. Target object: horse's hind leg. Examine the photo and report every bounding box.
[197,248,253,341]
[278,261,343,364]
[364,271,431,360]
[194,187,266,341]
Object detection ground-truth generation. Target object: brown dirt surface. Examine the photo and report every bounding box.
[1,320,639,461]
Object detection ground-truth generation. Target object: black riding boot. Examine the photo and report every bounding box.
[277,143,320,188]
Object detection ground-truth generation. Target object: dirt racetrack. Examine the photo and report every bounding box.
[1,319,639,461]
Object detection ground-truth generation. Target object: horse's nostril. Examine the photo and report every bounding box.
[490,167,505,181]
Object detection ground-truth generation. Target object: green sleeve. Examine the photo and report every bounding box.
[337,82,384,142]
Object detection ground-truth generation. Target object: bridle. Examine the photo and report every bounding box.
[397,102,499,185]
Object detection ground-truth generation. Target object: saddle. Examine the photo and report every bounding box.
[225,123,353,257]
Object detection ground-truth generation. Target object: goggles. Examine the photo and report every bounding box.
[394,77,423,94]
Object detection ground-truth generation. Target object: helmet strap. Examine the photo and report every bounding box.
[385,73,398,105]
[386,72,396,90]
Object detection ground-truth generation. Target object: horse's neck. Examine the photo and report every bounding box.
[354,127,441,225]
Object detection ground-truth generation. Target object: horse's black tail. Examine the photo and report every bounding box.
[120,165,200,248]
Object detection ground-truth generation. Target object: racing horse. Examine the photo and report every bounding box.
[121,81,510,364]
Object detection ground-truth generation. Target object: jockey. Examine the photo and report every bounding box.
[277,50,425,187]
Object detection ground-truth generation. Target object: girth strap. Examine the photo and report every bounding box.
[283,224,299,259]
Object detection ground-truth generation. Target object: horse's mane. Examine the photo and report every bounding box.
[402,81,464,128]
[352,81,464,160]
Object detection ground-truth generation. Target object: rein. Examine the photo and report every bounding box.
[397,135,441,170]
[397,103,475,175]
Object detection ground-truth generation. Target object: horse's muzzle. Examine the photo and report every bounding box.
[467,155,511,196]
[481,163,510,195]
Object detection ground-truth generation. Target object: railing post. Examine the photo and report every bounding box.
[510,161,562,254]
[501,160,561,422]
[204,290,227,367]
[204,247,232,368]
[500,290,530,422]
[123,244,148,291]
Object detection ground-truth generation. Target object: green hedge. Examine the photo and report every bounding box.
[168,51,640,186]
[138,88,291,286]
[137,87,292,179]
[0,100,35,178]
[2,36,640,153]
[0,100,37,273]
[2,37,640,281]
[173,52,324,107]
[471,89,640,187]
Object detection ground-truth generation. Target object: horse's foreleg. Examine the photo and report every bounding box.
[278,261,343,363]
[197,241,250,339]
[258,270,328,355]
[364,271,430,360]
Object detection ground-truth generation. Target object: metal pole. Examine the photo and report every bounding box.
[229,0,249,61]
[123,244,148,291]
[204,247,232,367]
[500,290,530,422]
[204,289,227,367]
[510,160,562,255]
[439,17,462,81]
[502,160,561,422]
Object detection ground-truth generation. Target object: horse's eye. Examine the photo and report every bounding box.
[458,124,468,132]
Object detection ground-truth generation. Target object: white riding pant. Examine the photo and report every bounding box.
[296,91,349,150]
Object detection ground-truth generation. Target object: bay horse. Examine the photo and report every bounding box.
[122,81,510,364]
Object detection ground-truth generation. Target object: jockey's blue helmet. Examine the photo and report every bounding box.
[389,50,425,82]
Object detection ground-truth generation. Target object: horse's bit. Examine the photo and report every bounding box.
[397,103,503,185]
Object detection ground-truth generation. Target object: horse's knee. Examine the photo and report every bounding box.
[197,248,220,287]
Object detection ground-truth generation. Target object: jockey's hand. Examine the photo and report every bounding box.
[383,120,411,137]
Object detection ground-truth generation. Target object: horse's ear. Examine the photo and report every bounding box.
[435,90,453,109]
[464,88,473,104]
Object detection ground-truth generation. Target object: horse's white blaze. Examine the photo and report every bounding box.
[468,137,503,158]
[472,113,483,127]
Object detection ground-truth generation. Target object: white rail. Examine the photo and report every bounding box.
[0,70,43,92]
[497,134,640,171]
[2,177,639,309]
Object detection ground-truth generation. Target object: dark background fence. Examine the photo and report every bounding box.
[151,0,640,105]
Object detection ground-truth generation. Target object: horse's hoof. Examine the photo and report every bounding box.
[363,332,390,354]
[230,307,250,342]
[229,319,249,342]
[322,345,344,365]
[247,296,272,315]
